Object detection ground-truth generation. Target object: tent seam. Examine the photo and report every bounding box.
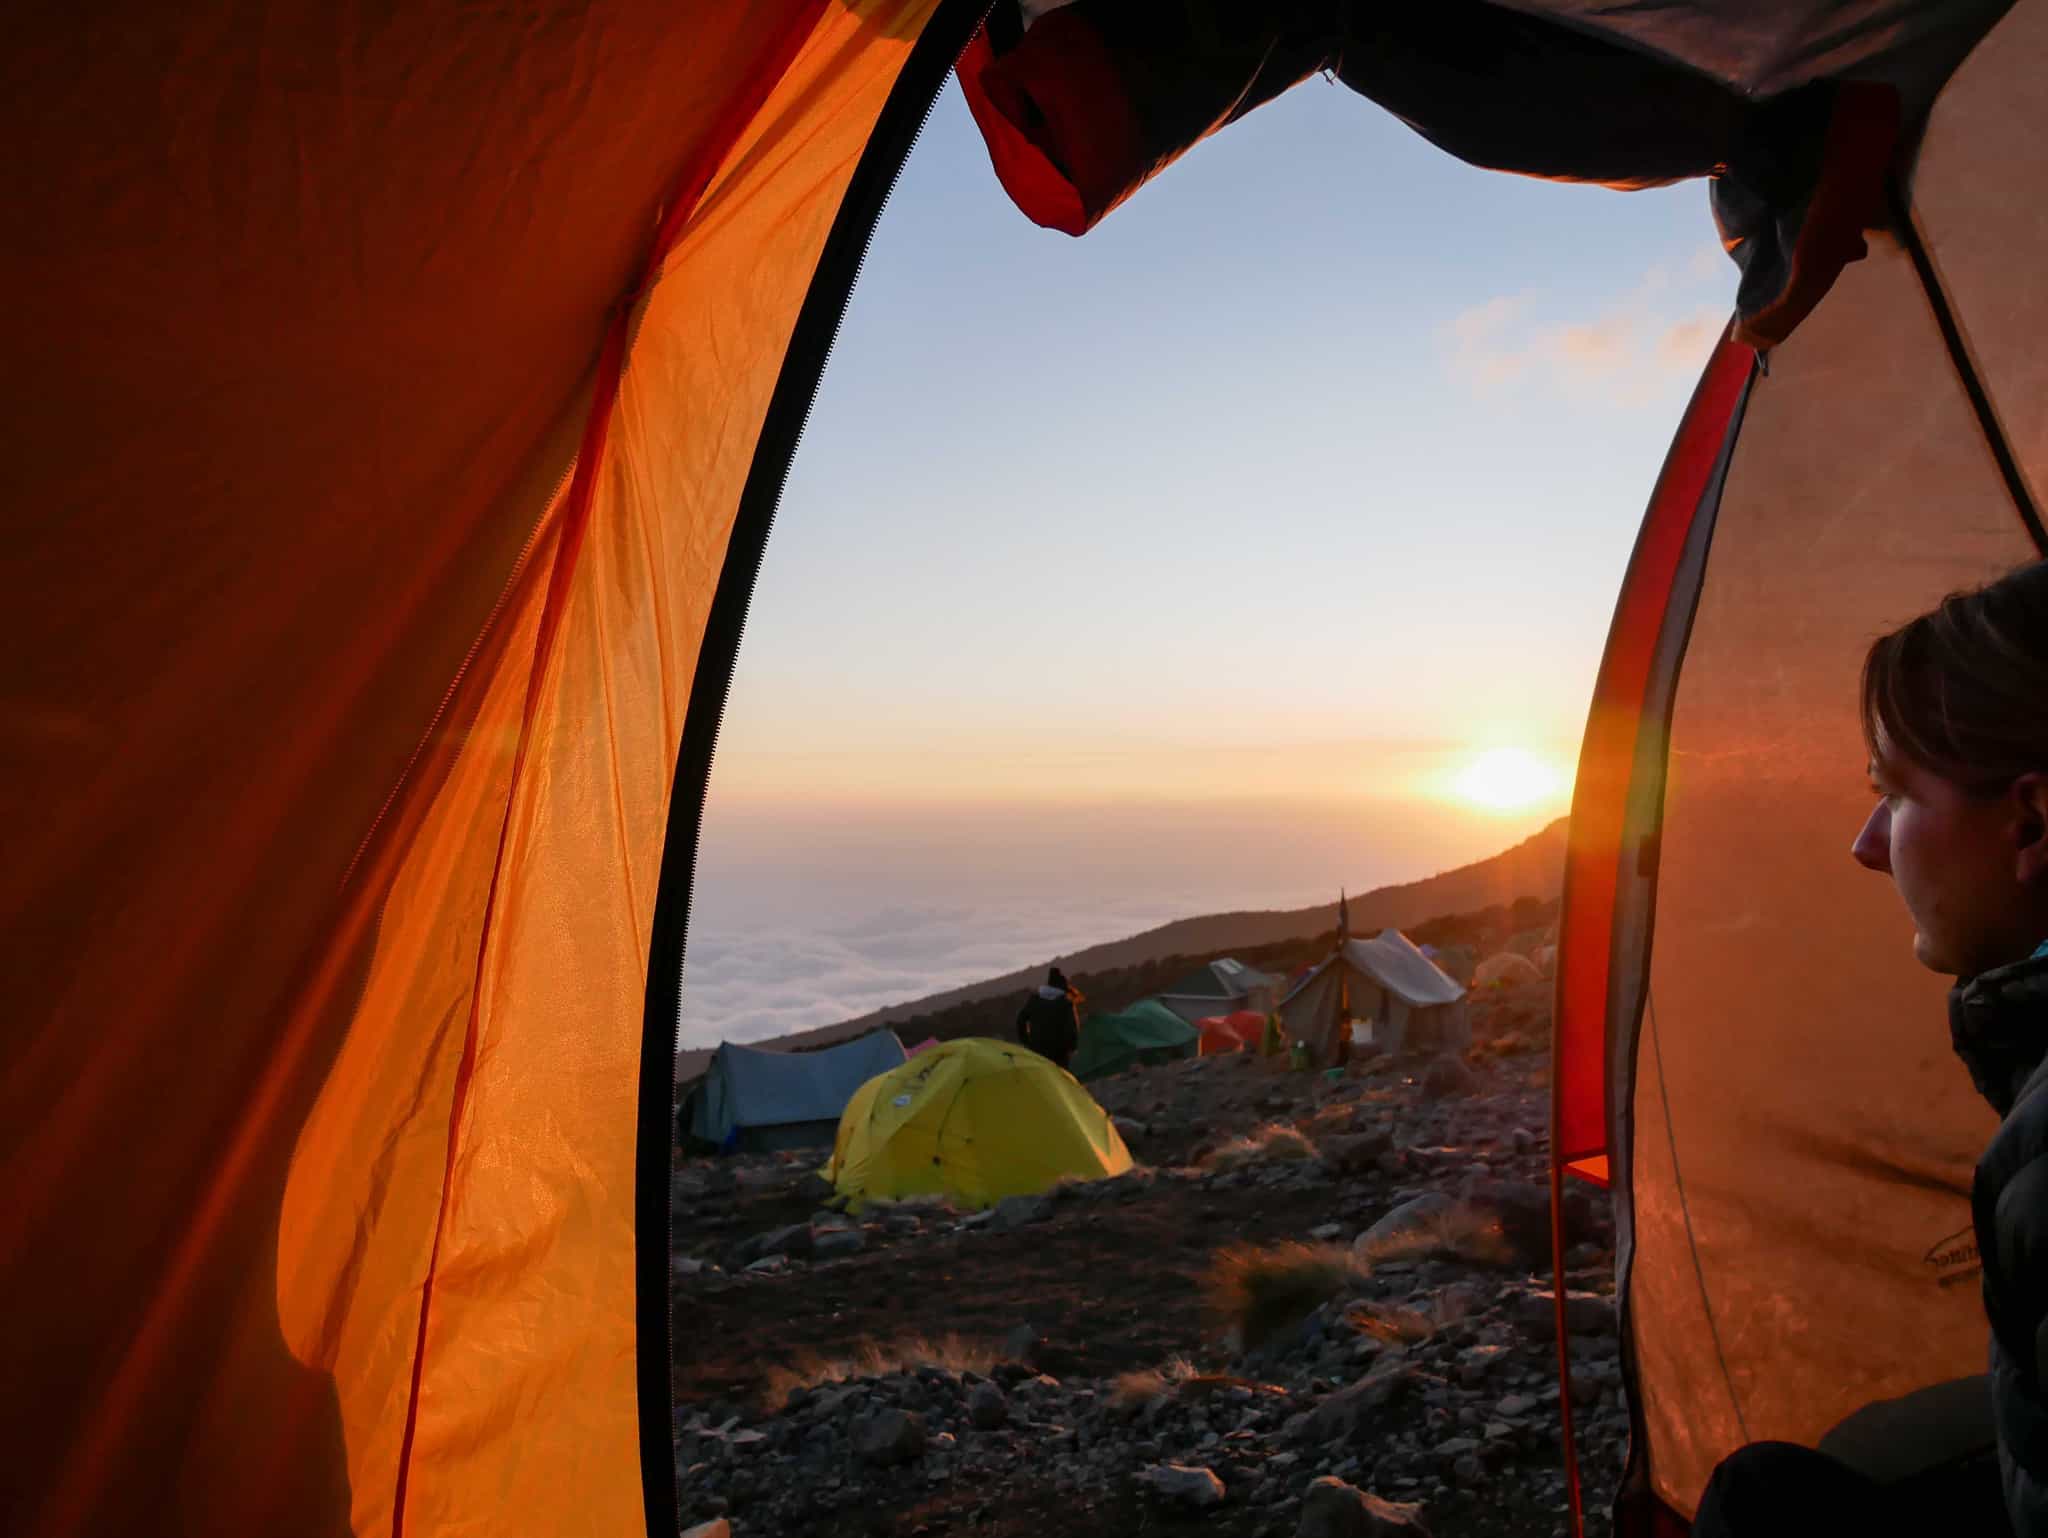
[381,9,832,1533]
[1646,990,1749,1443]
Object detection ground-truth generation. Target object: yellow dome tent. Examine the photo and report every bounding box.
[826,1038,1132,1211]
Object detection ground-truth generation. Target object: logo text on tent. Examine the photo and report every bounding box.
[1923,1225,1982,1286]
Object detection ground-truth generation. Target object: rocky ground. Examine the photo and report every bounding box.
[670,980,1628,1538]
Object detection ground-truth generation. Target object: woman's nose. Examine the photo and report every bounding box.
[1852,801,1892,873]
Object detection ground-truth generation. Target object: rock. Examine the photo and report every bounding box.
[1352,1193,1456,1259]
[747,1222,813,1261]
[1322,1131,1394,1173]
[1137,1463,1226,1508]
[810,1228,867,1260]
[1496,1392,1538,1417]
[742,1254,788,1275]
[1297,1476,1430,1536]
[853,1408,927,1467]
[1287,1361,1413,1445]
[672,1254,706,1276]
[1003,1322,1039,1363]
[793,1171,835,1203]
[1513,1288,1613,1339]
[681,1521,731,1538]
[967,1380,1008,1430]
[1420,1055,1477,1100]
[1309,1223,1345,1241]
[994,1193,1053,1230]
[1462,1180,1552,1264]
[1112,1116,1147,1141]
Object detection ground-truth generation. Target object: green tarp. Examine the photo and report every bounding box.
[1071,999,1200,1081]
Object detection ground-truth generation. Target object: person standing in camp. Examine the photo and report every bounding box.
[1016,966,1081,1071]
[1694,560,2048,1538]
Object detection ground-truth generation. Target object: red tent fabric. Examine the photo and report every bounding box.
[1196,1010,1267,1055]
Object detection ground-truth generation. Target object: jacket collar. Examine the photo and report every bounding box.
[1950,945,2048,1117]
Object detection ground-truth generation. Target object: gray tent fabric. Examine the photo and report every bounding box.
[686,1028,908,1152]
[1281,929,1469,1062]
[1157,957,1279,1025]
[1491,0,2011,99]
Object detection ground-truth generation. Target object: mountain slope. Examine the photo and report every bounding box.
[676,817,1567,1079]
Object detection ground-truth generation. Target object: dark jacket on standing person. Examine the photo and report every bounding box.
[1016,968,1079,1067]
[1951,947,2048,1537]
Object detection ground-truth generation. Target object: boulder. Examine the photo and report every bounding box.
[810,1228,867,1260]
[967,1380,1009,1430]
[1137,1463,1226,1508]
[852,1408,927,1467]
[1285,1361,1413,1445]
[1462,1181,1551,1265]
[793,1171,835,1204]
[993,1193,1053,1230]
[1420,1055,1477,1100]
[1297,1476,1430,1536]
[1003,1322,1039,1363]
[1513,1288,1614,1339]
[1321,1130,1394,1173]
[1352,1193,1456,1259]
[744,1222,813,1262]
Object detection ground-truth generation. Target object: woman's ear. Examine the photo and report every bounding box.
[2015,772,2048,886]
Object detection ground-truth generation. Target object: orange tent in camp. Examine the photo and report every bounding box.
[5,3,2043,1537]
[1196,1009,1268,1055]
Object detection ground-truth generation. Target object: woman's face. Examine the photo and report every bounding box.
[1852,737,2048,977]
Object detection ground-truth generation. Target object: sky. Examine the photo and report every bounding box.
[680,71,1736,1048]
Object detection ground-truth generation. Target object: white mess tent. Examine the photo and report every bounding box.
[683,1028,908,1152]
[1281,928,1469,1061]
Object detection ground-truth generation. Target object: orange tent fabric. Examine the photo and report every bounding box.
[1196,1010,1267,1055]
[1,4,937,1535]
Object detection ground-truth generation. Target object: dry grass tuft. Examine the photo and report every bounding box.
[1108,1355,1198,1410]
[1202,1122,1318,1172]
[1206,1242,1364,1350]
[761,1333,998,1410]
[1353,1202,1515,1268]
[1344,1284,1476,1346]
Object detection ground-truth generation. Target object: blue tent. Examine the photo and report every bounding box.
[683,1029,908,1152]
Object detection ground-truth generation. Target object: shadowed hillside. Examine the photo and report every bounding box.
[676,817,1566,1080]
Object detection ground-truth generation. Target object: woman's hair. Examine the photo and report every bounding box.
[1862,559,2048,790]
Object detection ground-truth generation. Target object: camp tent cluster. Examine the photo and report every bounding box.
[6,1,2044,1536]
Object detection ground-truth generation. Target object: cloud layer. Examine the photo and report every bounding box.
[1446,252,1728,403]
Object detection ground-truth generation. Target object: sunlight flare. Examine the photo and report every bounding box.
[1450,747,1567,811]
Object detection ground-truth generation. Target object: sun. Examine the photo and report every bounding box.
[1452,747,1566,811]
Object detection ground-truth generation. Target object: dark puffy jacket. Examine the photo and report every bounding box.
[1016,985,1079,1063]
[1951,951,2048,1537]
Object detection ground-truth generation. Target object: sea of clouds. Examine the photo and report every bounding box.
[678,893,1204,1046]
[675,794,1549,1048]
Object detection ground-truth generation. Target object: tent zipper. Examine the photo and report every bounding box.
[636,4,995,1534]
